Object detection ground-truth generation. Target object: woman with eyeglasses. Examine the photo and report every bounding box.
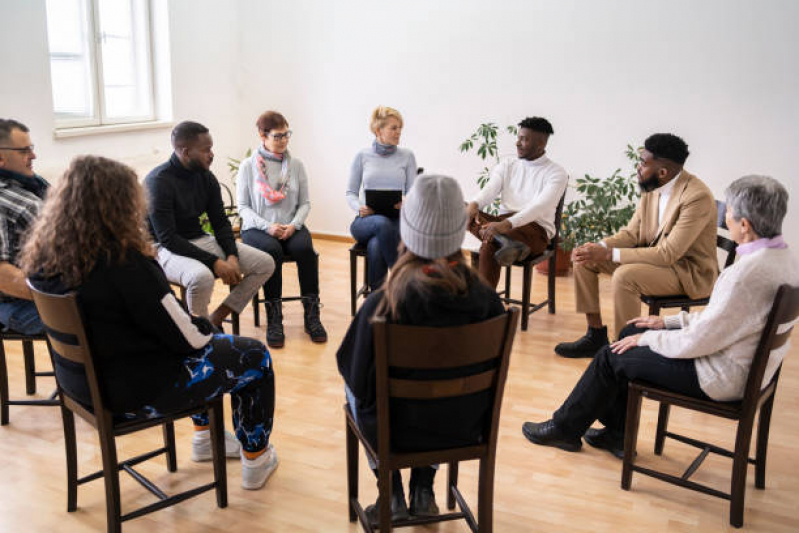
[347,106,418,291]
[237,111,326,349]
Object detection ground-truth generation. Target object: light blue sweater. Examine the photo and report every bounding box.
[237,150,310,231]
[346,146,417,212]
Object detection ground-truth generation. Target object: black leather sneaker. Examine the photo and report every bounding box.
[554,326,609,358]
[583,427,626,459]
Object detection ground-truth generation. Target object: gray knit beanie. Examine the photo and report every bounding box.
[400,174,467,260]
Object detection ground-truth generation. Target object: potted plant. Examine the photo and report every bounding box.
[544,145,641,274]
[459,122,518,216]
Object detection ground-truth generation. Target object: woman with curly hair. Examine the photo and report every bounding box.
[20,156,278,490]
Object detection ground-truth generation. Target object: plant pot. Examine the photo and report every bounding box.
[535,246,571,276]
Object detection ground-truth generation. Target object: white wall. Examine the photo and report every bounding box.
[2,0,798,247]
[236,0,799,247]
[0,0,244,190]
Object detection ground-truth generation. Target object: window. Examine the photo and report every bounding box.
[45,0,168,130]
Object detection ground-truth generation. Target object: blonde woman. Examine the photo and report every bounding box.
[346,106,417,289]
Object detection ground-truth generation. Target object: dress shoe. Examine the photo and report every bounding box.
[522,420,582,452]
[554,326,609,358]
[365,488,410,526]
[492,234,531,266]
[409,485,439,517]
[583,427,625,459]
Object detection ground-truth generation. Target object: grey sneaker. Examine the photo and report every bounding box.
[191,429,241,462]
[241,443,279,490]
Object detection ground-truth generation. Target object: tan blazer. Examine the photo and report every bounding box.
[602,170,718,299]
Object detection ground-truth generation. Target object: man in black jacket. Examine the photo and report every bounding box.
[146,121,274,328]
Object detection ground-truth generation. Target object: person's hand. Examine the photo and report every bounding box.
[279,224,296,240]
[627,315,666,330]
[394,201,402,210]
[572,242,612,264]
[359,205,375,217]
[480,220,512,242]
[213,258,241,285]
[268,223,284,238]
[466,202,480,225]
[610,334,642,354]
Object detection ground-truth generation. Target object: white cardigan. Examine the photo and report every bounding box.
[639,247,799,401]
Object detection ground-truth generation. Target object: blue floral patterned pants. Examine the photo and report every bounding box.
[133,334,275,453]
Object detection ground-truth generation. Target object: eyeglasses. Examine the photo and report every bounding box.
[0,145,34,155]
[267,131,292,141]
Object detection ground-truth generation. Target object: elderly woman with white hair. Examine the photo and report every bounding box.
[523,175,799,459]
[346,106,417,290]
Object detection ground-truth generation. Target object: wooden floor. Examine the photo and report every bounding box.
[1,238,798,532]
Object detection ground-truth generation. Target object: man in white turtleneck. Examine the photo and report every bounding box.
[466,116,568,289]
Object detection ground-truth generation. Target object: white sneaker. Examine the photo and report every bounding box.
[241,443,278,490]
[191,429,241,462]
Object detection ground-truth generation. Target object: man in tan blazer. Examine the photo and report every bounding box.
[555,133,717,358]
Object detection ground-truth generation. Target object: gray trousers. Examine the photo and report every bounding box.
[156,235,275,317]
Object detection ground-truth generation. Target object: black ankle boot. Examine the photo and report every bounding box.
[409,467,439,517]
[492,234,532,266]
[265,299,285,348]
[554,326,609,358]
[365,470,409,525]
[302,295,327,343]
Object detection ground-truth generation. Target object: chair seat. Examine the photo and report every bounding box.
[640,294,710,307]
[0,330,47,341]
[631,381,743,419]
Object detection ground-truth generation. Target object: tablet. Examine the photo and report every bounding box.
[365,189,402,218]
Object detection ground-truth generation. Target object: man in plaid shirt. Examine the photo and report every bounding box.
[0,119,48,335]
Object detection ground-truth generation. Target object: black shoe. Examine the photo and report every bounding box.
[522,420,582,452]
[409,486,439,517]
[492,234,531,266]
[583,427,626,460]
[364,489,410,526]
[302,295,327,343]
[554,326,609,358]
[265,299,285,348]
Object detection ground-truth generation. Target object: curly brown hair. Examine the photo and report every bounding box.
[19,155,154,287]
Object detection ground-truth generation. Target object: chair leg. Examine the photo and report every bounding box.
[654,403,671,455]
[621,387,643,490]
[0,341,9,425]
[648,302,659,316]
[378,467,392,532]
[521,262,532,331]
[504,265,511,302]
[345,422,359,522]
[61,405,78,512]
[350,251,357,317]
[470,251,479,270]
[232,312,240,336]
[447,461,459,510]
[755,394,776,489]
[23,339,36,395]
[97,426,122,533]
[730,416,755,528]
[547,255,556,314]
[163,421,177,472]
[209,401,228,508]
[477,457,495,533]
[253,293,261,327]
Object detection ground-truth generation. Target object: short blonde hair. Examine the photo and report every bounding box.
[370,106,403,135]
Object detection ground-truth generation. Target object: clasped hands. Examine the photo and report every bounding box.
[268,223,297,240]
[571,242,612,264]
[609,315,666,354]
[465,202,511,242]
[213,255,243,286]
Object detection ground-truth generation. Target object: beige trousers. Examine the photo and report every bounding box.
[573,260,685,339]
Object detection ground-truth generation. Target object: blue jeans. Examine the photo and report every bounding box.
[350,215,400,289]
[0,299,44,335]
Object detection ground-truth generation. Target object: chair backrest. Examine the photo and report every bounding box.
[741,284,799,410]
[715,200,737,269]
[26,282,109,418]
[372,308,519,459]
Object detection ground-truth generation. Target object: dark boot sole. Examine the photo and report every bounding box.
[305,326,328,343]
[553,347,597,359]
[522,426,582,452]
[267,338,285,348]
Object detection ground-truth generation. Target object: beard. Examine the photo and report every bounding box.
[638,172,660,192]
[188,157,210,171]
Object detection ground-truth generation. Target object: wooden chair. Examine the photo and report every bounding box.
[349,243,371,316]
[0,329,58,425]
[345,308,519,532]
[251,250,320,327]
[28,283,228,533]
[621,284,799,528]
[470,191,566,331]
[640,200,737,315]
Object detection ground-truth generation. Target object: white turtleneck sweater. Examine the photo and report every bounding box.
[638,246,799,401]
[470,155,568,237]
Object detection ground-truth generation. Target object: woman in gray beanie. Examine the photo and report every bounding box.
[337,174,505,524]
